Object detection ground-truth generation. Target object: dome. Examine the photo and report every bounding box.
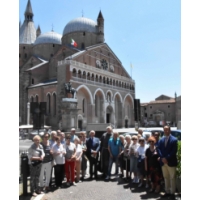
[63,17,97,35]
[34,31,62,45]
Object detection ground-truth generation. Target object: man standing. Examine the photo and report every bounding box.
[105,132,121,180]
[60,132,65,145]
[70,128,78,143]
[49,131,57,148]
[100,126,113,178]
[157,125,178,199]
[86,130,100,179]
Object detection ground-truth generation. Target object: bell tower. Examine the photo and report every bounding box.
[97,10,104,43]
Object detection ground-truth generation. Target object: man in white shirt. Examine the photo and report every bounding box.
[70,128,78,143]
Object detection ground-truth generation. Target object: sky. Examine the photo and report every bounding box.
[19,0,180,103]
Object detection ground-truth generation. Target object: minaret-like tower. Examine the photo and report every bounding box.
[97,10,104,43]
[19,0,36,44]
[36,25,41,37]
[24,0,34,21]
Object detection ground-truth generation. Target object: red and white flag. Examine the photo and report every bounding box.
[71,39,77,47]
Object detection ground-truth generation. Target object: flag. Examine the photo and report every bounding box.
[130,63,133,68]
[71,39,78,47]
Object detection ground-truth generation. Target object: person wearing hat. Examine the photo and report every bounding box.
[70,128,78,143]
[136,137,149,188]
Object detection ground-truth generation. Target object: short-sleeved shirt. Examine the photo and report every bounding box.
[40,142,53,163]
[145,147,160,169]
[64,142,76,160]
[52,144,66,164]
[70,135,78,143]
[75,144,83,158]
[108,138,121,157]
[137,144,148,159]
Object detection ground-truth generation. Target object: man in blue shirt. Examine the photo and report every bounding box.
[105,131,122,180]
[70,128,78,143]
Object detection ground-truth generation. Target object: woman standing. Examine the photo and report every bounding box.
[79,132,87,180]
[136,137,148,188]
[129,135,140,183]
[28,135,45,197]
[123,135,132,179]
[74,137,83,183]
[119,135,126,177]
[145,136,162,193]
[52,136,66,188]
[39,132,53,191]
[64,134,77,186]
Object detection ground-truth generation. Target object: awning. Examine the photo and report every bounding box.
[19,125,51,129]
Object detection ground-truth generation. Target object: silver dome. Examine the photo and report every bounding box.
[34,31,62,45]
[19,21,36,44]
[63,17,97,35]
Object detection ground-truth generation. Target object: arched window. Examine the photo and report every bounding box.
[82,98,85,113]
[32,79,34,84]
[87,72,90,80]
[47,94,51,114]
[53,93,56,115]
[81,43,85,50]
[78,70,81,78]
[72,68,77,77]
[31,96,34,102]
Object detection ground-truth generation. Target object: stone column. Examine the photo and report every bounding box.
[27,102,30,125]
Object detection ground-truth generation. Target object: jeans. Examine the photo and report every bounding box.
[108,156,119,176]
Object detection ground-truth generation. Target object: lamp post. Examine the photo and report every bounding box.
[27,102,30,125]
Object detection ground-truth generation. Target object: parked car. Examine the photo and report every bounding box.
[29,129,46,140]
[123,131,138,137]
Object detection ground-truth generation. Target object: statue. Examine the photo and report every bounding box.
[64,82,77,98]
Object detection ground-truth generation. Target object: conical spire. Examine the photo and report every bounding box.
[36,25,41,37]
[98,10,104,19]
[24,0,33,15]
[24,0,34,21]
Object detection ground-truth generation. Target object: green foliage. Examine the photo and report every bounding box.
[176,141,181,178]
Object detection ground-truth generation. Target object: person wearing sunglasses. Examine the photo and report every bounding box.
[52,136,66,188]
[152,132,160,147]
[129,135,140,183]
[136,137,148,188]
[145,136,162,193]
[64,134,77,186]
[39,132,53,192]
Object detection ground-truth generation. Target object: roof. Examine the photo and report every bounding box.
[25,56,48,71]
[28,79,57,89]
[19,21,36,44]
[63,17,97,35]
[149,99,175,104]
[24,0,33,15]
[34,31,62,45]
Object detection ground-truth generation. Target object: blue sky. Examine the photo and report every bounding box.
[19,0,181,103]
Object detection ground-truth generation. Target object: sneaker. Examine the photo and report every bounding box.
[145,183,149,188]
[72,182,77,186]
[138,182,143,187]
[105,175,110,180]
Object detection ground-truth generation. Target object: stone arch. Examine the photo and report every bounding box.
[113,92,122,103]
[106,90,113,101]
[76,85,93,104]
[94,88,106,101]
[123,93,134,107]
[72,68,77,76]
[78,69,82,78]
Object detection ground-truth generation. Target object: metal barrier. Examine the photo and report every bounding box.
[20,151,30,195]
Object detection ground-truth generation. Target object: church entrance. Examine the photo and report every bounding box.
[106,106,113,124]
[78,120,83,131]
[125,119,128,128]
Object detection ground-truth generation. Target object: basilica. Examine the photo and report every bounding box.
[19,0,136,132]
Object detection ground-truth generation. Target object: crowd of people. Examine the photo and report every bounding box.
[27,125,178,199]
